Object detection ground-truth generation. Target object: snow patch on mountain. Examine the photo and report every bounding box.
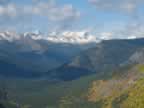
[0,30,142,44]
[47,31,100,44]
[0,31,100,44]
[0,31,20,42]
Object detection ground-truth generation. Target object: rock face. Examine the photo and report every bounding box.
[129,48,144,64]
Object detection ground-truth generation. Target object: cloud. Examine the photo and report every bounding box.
[99,32,113,40]
[24,2,80,22]
[88,0,144,39]
[0,3,17,18]
[88,0,144,14]
[0,0,80,32]
[0,0,80,22]
[97,22,144,40]
[118,21,144,38]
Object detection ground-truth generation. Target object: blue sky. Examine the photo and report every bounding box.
[0,0,144,38]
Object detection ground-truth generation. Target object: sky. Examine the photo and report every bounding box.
[0,0,144,38]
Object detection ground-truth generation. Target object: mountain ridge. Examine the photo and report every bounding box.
[48,38,144,80]
[1,34,144,80]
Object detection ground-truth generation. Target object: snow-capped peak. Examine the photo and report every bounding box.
[0,30,100,44]
[0,31,20,42]
[127,35,137,39]
[47,31,100,44]
[23,32,42,39]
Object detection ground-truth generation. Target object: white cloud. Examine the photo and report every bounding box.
[0,0,80,32]
[99,32,113,40]
[98,24,144,40]
[88,0,144,14]
[28,3,80,21]
[0,1,80,22]
[0,3,17,17]
[88,0,144,39]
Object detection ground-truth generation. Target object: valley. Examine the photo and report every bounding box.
[1,34,144,108]
[1,0,144,107]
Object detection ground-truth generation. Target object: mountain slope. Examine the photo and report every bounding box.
[86,64,144,108]
[57,64,144,108]
[69,38,144,72]
[50,38,144,81]
[1,64,144,108]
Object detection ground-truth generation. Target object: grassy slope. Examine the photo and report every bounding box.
[0,74,100,108]
[85,64,144,108]
[1,64,144,108]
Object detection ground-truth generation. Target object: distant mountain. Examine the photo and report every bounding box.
[50,38,144,80]
[0,31,98,78]
[0,31,99,44]
[69,38,144,71]
[46,31,100,44]
[1,31,144,80]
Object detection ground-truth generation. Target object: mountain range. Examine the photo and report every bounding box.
[48,38,144,80]
[1,31,144,80]
[0,31,98,78]
[1,32,144,108]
